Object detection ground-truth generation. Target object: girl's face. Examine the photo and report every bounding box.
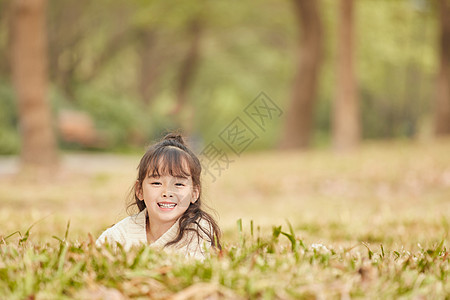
[136,167,199,229]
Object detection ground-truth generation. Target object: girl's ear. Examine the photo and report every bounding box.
[135,180,143,200]
[191,186,200,203]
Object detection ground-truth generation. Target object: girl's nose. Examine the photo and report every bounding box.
[162,190,174,198]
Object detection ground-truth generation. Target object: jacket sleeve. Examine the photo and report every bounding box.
[95,225,126,248]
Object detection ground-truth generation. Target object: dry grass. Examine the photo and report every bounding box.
[0,139,449,298]
[0,139,449,247]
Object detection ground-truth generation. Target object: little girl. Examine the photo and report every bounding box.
[96,133,221,259]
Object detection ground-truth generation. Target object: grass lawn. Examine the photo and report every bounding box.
[0,139,449,299]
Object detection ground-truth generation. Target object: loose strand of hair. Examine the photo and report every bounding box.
[165,204,222,250]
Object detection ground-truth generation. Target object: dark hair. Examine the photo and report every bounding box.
[130,133,221,250]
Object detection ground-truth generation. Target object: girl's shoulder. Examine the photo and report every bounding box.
[96,210,147,247]
[107,210,146,232]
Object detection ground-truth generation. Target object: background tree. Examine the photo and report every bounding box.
[173,17,203,114]
[280,0,323,149]
[137,28,159,106]
[10,0,58,171]
[0,0,441,154]
[47,0,136,100]
[435,0,450,135]
[171,15,204,134]
[332,0,360,151]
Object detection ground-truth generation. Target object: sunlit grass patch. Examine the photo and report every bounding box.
[0,221,448,299]
[0,140,449,298]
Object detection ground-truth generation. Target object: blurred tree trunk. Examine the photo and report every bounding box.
[280,0,323,149]
[171,17,203,134]
[0,3,11,76]
[333,0,360,151]
[173,18,202,115]
[137,29,163,106]
[47,0,133,101]
[435,0,450,135]
[10,0,58,171]
[47,0,88,101]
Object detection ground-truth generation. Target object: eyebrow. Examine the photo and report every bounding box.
[147,174,189,179]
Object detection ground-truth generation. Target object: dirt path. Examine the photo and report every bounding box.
[0,153,140,176]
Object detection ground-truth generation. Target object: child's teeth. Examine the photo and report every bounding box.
[159,203,176,208]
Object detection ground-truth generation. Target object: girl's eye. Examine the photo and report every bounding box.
[151,182,161,186]
[175,183,185,187]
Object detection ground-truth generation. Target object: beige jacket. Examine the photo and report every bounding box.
[96,209,211,260]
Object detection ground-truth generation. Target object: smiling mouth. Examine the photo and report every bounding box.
[157,203,177,209]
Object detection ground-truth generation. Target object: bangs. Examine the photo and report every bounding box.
[147,146,192,178]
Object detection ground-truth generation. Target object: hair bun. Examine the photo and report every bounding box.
[163,132,185,145]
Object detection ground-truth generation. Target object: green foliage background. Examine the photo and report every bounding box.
[0,0,440,153]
